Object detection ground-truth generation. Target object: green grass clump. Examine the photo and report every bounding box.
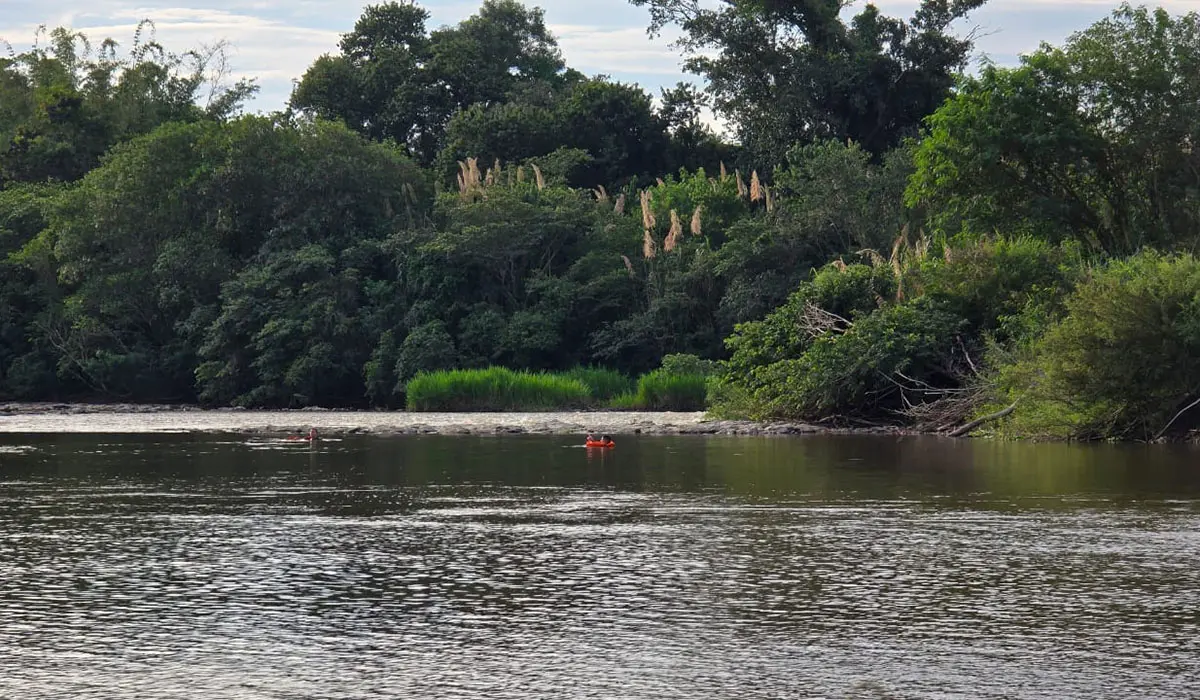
[406,367,590,411]
[563,366,635,401]
[613,370,708,411]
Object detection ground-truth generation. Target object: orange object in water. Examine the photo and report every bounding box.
[585,440,615,448]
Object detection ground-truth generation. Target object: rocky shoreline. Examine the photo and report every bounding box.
[0,402,909,437]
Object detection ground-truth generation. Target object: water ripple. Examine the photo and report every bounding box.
[1,440,1199,699]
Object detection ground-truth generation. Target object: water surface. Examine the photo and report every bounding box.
[2,434,1198,699]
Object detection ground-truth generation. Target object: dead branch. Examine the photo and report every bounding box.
[800,302,853,339]
[948,402,1018,437]
[1154,395,1200,441]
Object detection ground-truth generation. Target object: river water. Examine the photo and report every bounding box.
[1,433,1198,699]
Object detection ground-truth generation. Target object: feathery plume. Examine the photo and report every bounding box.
[640,190,656,231]
[764,185,774,212]
[719,161,728,180]
[595,185,609,202]
[621,254,635,277]
[467,158,481,187]
[532,164,545,191]
[614,193,626,215]
[690,205,703,236]
[736,170,747,199]
[642,228,657,260]
[750,170,762,202]
[665,210,683,252]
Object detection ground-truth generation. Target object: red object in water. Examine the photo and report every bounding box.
[287,428,319,441]
[585,440,615,449]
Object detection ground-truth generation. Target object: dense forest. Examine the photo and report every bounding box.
[3,1,1200,441]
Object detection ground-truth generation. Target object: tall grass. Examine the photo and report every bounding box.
[615,370,708,411]
[563,366,635,401]
[406,367,590,411]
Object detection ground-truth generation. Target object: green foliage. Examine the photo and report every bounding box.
[0,22,256,185]
[747,299,965,421]
[723,262,896,385]
[396,321,459,385]
[659,353,715,377]
[6,1,1200,443]
[291,0,570,164]
[714,240,1081,422]
[563,366,634,401]
[630,0,984,166]
[909,4,1200,253]
[993,251,1200,441]
[715,141,913,326]
[0,183,61,399]
[405,367,590,411]
[43,116,424,402]
[435,78,675,189]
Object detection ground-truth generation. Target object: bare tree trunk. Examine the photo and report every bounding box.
[948,402,1018,438]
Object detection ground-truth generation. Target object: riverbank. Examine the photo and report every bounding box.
[0,403,909,436]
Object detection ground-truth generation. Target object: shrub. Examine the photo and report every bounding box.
[396,321,458,384]
[992,251,1200,440]
[405,367,590,412]
[723,262,896,385]
[659,353,716,377]
[747,299,965,420]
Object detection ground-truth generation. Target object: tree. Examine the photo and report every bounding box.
[629,0,985,167]
[291,0,569,164]
[38,116,424,401]
[435,77,680,189]
[0,184,62,399]
[0,22,256,185]
[908,4,1200,254]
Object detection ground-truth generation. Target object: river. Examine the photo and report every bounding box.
[1,432,1198,699]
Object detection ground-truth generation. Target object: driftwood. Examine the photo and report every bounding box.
[1154,395,1200,441]
[948,402,1018,437]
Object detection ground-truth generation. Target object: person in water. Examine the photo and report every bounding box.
[600,434,613,446]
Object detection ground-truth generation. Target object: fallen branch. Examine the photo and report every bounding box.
[948,402,1018,438]
[1154,395,1200,442]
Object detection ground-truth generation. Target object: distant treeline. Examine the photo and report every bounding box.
[3,1,1200,440]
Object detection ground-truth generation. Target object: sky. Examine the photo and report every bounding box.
[2,0,1199,117]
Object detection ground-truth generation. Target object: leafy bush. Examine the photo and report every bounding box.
[991,251,1200,440]
[396,321,459,385]
[406,367,591,412]
[722,262,896,394]
[659,353,716,377]
[744,299,965,420]
[914,236,1081,341]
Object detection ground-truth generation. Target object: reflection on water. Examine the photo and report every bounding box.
[1,434,1199,699]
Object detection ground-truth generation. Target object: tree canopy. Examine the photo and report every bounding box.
[629,0,985,166]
